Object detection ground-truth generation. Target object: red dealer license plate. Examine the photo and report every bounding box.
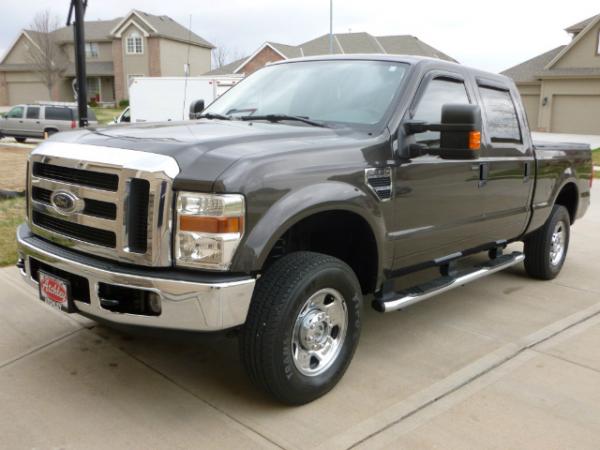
[38,271,73,312]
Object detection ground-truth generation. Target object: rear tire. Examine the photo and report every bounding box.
[15,137,26,143]
[240,251,362,405]
[524,205,570,280]
[44,129,58,139]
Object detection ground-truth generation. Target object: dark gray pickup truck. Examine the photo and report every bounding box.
[16,55,593,404]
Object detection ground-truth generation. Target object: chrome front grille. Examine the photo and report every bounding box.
[27,141,180,267]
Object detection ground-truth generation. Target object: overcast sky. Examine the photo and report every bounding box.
[1,0,598,73]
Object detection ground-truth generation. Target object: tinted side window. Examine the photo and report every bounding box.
[6,106,24,119]
[26,107,40,119]
[479,87,521,143]
[45,107,72,121]
[413,78,470,147]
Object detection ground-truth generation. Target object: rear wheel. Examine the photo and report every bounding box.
[44,129,58,139]
[524,205,570,280]
[240,251,362,405]
[14,137,26,143]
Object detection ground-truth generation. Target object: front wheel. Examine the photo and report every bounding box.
[240,251,362,405]
[14,137,26,143]
[524,205,571,280]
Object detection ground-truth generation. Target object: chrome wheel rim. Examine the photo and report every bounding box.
[550,221,567,266]
[291,288,348,377]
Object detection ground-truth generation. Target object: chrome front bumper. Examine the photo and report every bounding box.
[16,224,255,332]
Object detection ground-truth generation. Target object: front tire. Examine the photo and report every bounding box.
[524,205,570,280]
[240,251,362,405]
[15,137,26,143]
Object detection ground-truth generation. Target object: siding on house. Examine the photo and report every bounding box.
[503,14,600,135]
[0,9,214,105]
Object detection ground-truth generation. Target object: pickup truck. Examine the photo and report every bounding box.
[16,55,593,405]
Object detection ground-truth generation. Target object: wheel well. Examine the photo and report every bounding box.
[264,211,379,295]
[555,183,578,224]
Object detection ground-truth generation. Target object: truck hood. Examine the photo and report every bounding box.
[53,119,372,191]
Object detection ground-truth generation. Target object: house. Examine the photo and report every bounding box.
[207,32,456,76]
[0,10,214,106]
[502,14,600,135]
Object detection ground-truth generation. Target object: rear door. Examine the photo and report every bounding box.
[23,106,42,137]
[475,79,535,243]
[392,72,486,269]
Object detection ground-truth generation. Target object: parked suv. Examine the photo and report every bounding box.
[0,103,97,142]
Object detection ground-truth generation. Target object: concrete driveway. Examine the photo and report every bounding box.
[1,186,599,449]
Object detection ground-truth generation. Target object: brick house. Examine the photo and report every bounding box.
[207,32,456,76]
[0,10,214,106]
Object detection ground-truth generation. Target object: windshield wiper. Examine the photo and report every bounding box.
[197,113,231,121]
[240,114,327,128]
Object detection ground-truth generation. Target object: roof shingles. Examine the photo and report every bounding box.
[501,46,566,83]
[206,32,455,75]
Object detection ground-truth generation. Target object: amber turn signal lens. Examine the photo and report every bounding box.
[469,131,481,150]
[179,216,242,233]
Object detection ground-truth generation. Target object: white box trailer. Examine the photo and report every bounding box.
[126,75,243,123]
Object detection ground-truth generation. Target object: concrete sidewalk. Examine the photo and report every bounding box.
[0,186,599,449]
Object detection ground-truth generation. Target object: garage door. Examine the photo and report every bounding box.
[521,94,540,130]
[7,82,49,104]
[551,95,600,135]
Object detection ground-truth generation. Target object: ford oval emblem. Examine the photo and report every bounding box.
[50,190,82,215]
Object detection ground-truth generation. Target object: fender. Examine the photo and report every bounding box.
[230,181,389,276]
[528,161,579,233]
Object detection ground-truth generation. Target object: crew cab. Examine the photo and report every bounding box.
[16,55,593,405]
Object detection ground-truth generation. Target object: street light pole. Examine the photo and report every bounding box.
[68,0,88,127]
[329,0,333,54]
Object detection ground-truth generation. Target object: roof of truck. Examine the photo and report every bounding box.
[268,53,513,85]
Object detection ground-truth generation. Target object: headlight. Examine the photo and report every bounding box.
[175,192,245,270]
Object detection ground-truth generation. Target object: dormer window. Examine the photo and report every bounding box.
[126,31,143,54]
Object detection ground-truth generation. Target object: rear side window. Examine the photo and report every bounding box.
[45,107,73,121]
[26,107,40,119]
[413,78,470,147]
[479,86,521,143]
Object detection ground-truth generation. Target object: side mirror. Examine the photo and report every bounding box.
[404,104,482,160]
[189,99,205,120]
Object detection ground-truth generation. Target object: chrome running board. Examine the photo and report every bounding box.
[373,252,525,313]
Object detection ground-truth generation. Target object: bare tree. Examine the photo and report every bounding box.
[212,43,244,70]
[25,11,67,99]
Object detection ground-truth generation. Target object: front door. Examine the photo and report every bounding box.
[392,73,485,269]
[2,105,26,136]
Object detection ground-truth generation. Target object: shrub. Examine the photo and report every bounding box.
[118,99,130,109]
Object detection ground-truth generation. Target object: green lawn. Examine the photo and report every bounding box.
[593,148,600,165]
[0,196,25,267]
[92,107,123,125]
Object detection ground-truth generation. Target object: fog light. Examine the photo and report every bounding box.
[147,292,162,315]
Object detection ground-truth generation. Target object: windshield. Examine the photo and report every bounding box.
[204,60,409,127]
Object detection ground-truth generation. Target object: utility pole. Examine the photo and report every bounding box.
[329,0,333,54]
[67,0,88,127]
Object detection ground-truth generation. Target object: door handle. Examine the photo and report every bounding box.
[478,162,489,188]
[19,120,23,123]
[524,162,531,183]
